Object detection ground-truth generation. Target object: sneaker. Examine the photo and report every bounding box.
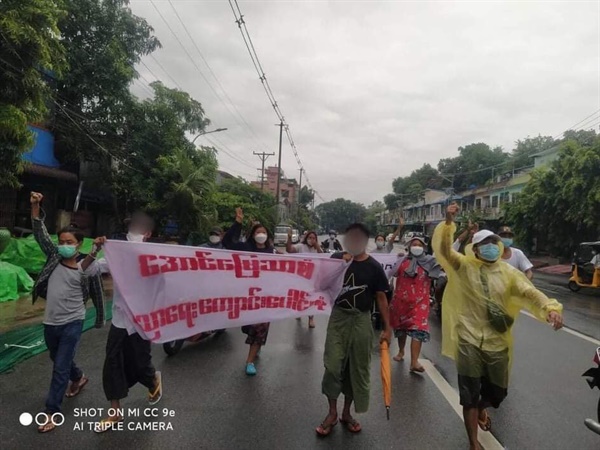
[245,363,257,376]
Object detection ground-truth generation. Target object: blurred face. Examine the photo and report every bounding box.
[128,221,152,242]
[375,237,385,248]
[344,229,368,256]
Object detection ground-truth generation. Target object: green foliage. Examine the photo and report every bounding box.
[505,132,600,257]
[213,178,277,232]
[0,0,66,187]
[298,186,314,207]
[316,198,367,233]
[365,201,385,234]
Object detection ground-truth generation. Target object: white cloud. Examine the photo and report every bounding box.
[129,0,599,205]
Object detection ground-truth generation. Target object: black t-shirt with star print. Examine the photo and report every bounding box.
[331,254,390,312]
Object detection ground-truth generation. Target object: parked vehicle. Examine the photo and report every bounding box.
[568,242,600,292]
[274,225,292,246]
[582,347,600,435]
[386,233,400,243]
[292,229,300,244]
[163,329,226,356]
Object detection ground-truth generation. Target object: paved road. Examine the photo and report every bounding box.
[1,240,599,449]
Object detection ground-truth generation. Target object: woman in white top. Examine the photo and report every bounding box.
[287,230,322,328]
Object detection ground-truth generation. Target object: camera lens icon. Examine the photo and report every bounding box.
[21,412,65,427]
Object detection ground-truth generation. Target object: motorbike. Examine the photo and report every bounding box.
[162,329,226,356]
[582,346,600,435]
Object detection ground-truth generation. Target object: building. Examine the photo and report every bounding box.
[532,146,561,168]
[251,166,299,220]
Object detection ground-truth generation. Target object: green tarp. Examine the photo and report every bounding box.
[0,301,112,374]
[0,262,34,303]
[0,235,101,275]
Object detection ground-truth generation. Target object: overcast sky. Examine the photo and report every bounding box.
[129,0,600,206]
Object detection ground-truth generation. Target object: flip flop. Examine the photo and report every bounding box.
[94,416,124,433]
[316,419,338,436]
[65,375,89,398]
[478,410,492,432]
[148,371,162,405]
[340,417,362,433]
[410,365,425,373]
[38,421,57,434]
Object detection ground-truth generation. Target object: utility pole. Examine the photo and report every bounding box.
[275,121,284,216]
[297,168,303,215]
[253,151,275,191]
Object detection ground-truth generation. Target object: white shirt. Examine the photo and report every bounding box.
[97,258,137,334]
[452,239,462,252]
[502,247,533,273]
[294,244,319,253]
[591,254,600,268]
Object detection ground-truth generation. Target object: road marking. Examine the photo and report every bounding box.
[420,359,505,450]
[519,311,600,345]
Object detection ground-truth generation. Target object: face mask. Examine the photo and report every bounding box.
[478,243,501,262]
[209,235,221,244]
[254,233,268,244]
[330,235,336,239]
[375,241,385,249]
[501,238,513,248]
[57,245,78,259]
[410,246,424,257]
[127,232,145,243]
[307,238,316,246]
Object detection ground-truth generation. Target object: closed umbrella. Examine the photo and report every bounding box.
[380,340,392,419]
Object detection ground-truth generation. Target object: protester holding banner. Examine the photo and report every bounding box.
[287,229,322,329]
[95,212,163,432]
[389,237,442,372]
[316,223,392,436]
[222,207,277,376]
[30,192,105,433]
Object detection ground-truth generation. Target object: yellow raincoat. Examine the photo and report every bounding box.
[432,222,562,386]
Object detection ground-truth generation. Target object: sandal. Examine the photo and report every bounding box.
[148,371,162,405]
[316,417,338,436]
[38,414,57,434]
[66,375,89,398]
[410,365,425,373]
[340,417,362,433]
[478,409,492,432]
[94,416,124,433]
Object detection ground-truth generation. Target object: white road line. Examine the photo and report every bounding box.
[519,311,600,346]
[420,359,505,450]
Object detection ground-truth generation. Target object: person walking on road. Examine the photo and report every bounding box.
[433,203,564,450]
[372,219,404,254]
[223,207,277,376]
[200,227,224,249]
[316,223,391,437]
[287,229,323,329]
[95,212,163,432]
[389,237,442,372]
[322,231,343,252]
[30,192,105,433]
[497,226,534,280]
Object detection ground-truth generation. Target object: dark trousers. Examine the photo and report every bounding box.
[44,320,84,413]
[103,324,156,401]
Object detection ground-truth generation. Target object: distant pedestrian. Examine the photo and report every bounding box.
[200,227,224,249]
[223,207,277,376]
[497,226,534,280]
[433,203,563,450]
[287,229,323,328]
[371,219,404,254]
[389,237,442,372]
[322,231,343,252]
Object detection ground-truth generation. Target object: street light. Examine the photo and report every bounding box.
[191,127,228,144]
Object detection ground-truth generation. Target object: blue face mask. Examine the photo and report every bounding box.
[501,238,513,248]
[57,245,78,259]
[478,243,501,262]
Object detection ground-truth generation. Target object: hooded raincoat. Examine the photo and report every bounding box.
[432,222,562,386]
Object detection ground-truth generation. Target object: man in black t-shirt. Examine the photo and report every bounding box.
[316,223,391,436]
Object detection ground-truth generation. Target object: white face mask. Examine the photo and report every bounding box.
[410,246,424,257]
[254,233,268,244]
[375,240,385,249]
[127,232,145,243]
[209,235,221,244]
[330,235,336,239]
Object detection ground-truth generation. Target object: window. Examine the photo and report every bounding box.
[500,192,510,204]
[491,196,499,208]
[475,198,482,209]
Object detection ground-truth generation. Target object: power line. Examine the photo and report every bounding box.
[148,54,183,90]
[228,0,324,202]
[553,108,600,139]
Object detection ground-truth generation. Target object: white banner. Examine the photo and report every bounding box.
[103,241,401,343]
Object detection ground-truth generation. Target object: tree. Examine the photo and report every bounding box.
[365,201,385,234]
[0,0,66,187]
[508,135,557,171]
[298,186,314,208]
[52,0,160,165]
[213,178,277,232]
[505,132,600,257]
[315,198,367,233]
